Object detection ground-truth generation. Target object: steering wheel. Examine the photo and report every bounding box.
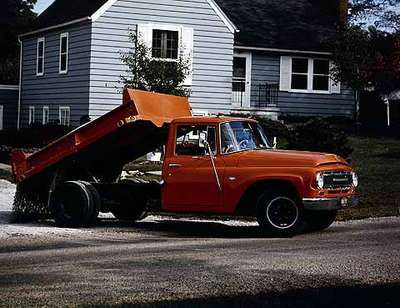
[223,144,234,154]
[238,139,249,149]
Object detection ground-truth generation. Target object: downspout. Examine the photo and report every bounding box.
[17,37,23,130]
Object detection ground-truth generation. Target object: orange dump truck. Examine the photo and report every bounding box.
[11,89,358,236]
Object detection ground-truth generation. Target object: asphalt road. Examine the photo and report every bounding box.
[0,216,399,307]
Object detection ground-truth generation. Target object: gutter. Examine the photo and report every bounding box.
[17,38,23,130]
[19,17,91,38]
[234,45,332,56]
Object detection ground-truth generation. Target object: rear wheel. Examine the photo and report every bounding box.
[79,181,101,225]
[111,179,147,222]
[256,188,303,237]
[305,210,337,232]
[50,181,98,228]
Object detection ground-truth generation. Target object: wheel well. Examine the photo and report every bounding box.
[235,180,300,216]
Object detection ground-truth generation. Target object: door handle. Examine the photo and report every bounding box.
[169,163,182,168]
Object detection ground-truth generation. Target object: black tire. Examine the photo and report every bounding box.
[112,208,147,222]
[79,181,101,226]
[50,181,93,228]
[111,179,147,222]
[304,210,337,232]
[256,187,304,237]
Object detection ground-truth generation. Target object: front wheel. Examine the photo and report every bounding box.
[256,188,304,237]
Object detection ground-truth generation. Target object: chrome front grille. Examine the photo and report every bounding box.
[322,171,353,189]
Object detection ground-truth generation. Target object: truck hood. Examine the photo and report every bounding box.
[237,149,349,168]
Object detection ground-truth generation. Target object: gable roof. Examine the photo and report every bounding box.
[24,0,237,36]
[215,0,342,52]
[26,0,340,52]
[34,0,108,30]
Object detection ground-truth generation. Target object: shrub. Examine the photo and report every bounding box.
[0,124,71,163]
[256,117,290,139]
[287,118,353,158]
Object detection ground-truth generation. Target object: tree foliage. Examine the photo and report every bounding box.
[349,0,400,32]
[120,31,191,97]
[330,26,400,97]
[0,0,37,84]
[329,0,400,107]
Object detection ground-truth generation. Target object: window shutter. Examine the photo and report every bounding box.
[181,27,194,86]
[280,56,291,91]
[329,61,341,94]
[137,24,153,52]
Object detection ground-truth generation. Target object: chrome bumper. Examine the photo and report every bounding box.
[302,196,358,211]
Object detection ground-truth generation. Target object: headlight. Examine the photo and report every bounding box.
[352,172,358,188]
[316,172,324,189]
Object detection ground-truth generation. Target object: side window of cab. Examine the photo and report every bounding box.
[175,125,216,156]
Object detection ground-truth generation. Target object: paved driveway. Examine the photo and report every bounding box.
[0,215,399,307]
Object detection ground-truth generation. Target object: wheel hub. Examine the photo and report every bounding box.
[266,197,299,229]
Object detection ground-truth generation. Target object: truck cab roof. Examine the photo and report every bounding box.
[172,115,258,125]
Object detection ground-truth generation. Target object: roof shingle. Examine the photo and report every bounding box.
[215,0,341,51]
[33,0,341,51]
[34,0,107,30]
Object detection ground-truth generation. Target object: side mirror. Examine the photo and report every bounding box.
[199,131,208,148]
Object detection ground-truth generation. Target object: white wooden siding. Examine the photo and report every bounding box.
[89,0,234,118]
[20,23,92,127]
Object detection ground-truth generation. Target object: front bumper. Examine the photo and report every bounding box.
[302,196,358,211]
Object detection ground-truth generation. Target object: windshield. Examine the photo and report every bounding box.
[220,121,271,154]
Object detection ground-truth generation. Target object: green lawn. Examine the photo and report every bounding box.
[337,136,400,220]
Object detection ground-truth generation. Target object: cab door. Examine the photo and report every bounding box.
[162,124,224,212]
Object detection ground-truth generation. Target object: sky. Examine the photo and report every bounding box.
[33,0,56,14]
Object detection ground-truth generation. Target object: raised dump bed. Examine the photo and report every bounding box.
[12,89,192,183]
[10,89,192,221]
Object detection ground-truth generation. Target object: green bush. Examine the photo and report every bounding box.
[0,124,71,163]
[256,117,290,139]
[287,118,353,158]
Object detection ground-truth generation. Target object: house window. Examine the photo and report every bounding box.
[137,24,193,85]
[152,29,179,59]
[281,57,335,93]
[36,38,45,76]
[59,106,70,126]
[313,59,330,91]
[29,106,35,125]
[42,106,49,125]
[291,58,309,90]
[59,33,69,74]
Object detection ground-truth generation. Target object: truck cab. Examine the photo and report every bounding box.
[162,116,358,235]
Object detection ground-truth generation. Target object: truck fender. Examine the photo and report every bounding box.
[234,175,305,216]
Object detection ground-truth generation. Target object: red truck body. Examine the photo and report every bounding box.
[11,89,358,236]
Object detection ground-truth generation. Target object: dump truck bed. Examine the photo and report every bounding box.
[11,89,192,183]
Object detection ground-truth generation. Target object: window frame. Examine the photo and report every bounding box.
[36,37,45,76]
[174,124,217,157]
[59,106,70,126]
[59,32,69,74]
[150,25,181,62]
[152,29,179,60]
[28,106,35,125]
[289,57,331,94]
[42,106,49,125]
